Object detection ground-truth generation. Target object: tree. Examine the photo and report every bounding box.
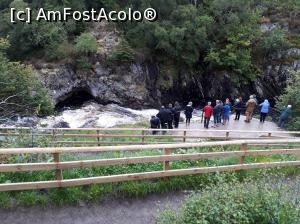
[0,38,53,118]
[276,71,300,130]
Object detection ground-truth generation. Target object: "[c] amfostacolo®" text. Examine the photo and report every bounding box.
[10,8,157,23]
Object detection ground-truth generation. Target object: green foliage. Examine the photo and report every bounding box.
[157,178,300,224]
[109,39,135,63]
[0,38,53,117]
[259,29,289,55]
[74,32,98,55]
[276,71,300,130]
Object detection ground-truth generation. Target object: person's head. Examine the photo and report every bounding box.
[287,105,292,108]
[235,98,240,103]
[250,95,254,99]
[175,101,180,107]
[161,106,165,109]
[239,97,242,101]
[168,103,173,108]
[264,99,269,103]
[226,98,230,103]
[208,101,211,106]
[188,101,192,106]
[216,100,220,104]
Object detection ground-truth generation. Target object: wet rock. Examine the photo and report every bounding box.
[52,121,70,128]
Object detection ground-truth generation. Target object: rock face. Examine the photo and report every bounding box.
[38,62,160,109]
[37,22,161,109]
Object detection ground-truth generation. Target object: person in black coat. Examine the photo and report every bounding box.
[233,97,243,121]
[156,106,172,130]
[173,101,181,128]
[150,115,160,135]
[184,102,193,126]
[167,103,175,129]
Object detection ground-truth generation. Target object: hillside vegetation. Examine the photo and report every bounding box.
[0,0,299,128]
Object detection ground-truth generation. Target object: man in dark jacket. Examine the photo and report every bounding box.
[173,101,181,128]
[184,102,193,127]
[150,115,160,135]
[213,100,222,127]
[157,106,172,130]
[234,97,243,121]
[167,103,175,129]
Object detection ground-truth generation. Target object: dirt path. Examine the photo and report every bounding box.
[0,191,187,224]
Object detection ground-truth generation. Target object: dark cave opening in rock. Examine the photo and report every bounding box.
[55,90,95,111]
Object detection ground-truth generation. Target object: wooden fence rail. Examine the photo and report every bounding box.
[0,139,300,192]
[0,127,299,146]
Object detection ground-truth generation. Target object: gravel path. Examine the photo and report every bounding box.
[0,191,187,224]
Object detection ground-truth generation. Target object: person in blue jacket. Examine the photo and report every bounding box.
[278,105,292,128]
[259,99,270,123]
[223,102,231,125]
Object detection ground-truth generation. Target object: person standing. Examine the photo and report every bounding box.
[278,105,292,128]
[223,102,231,125]
[184,102,193,127]
[213,100,222,128]
[203,102,213,129]
[167,103,174,129]
[173,101,181,128]
[234,97,243,121]
[157,106,170,130]
[245,95,257,123]
[259,99,270,123]
[150,115,160,135]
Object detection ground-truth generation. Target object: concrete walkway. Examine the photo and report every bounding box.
[176,114,290,140]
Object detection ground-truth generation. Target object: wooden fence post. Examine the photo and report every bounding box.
[226,132,230,140]
[141,130,145,144]
[52,129,57,146]
[53,153,63,181]
[97,130,100,146]
[163,148,172,171]
[183,131,187,142]
[239,143,248,164]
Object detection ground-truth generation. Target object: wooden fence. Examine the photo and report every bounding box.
[0,127,299,146]
[0,138,299,192]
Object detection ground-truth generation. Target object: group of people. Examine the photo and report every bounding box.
[150,95,293,132]
[150,102,181,133]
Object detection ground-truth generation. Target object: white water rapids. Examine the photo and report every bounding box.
[0,102,158,128]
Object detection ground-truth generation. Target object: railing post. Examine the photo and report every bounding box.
[163,148,172,171]
[141,130,145,144]
[97,130,100,146]
[52,129,57,146]
[183,131,187,142]
[226,132,230,140]
[239,143,248,164]
[53,152,63,181]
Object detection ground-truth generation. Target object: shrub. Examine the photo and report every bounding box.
[109,39,135,64]
[74,32,98,55]
[157,178,300,224]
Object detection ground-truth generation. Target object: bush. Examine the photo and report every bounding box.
[109,39,135,64]
[74,32,98,55]
[157,178,300,224]
[45,40,74,62]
